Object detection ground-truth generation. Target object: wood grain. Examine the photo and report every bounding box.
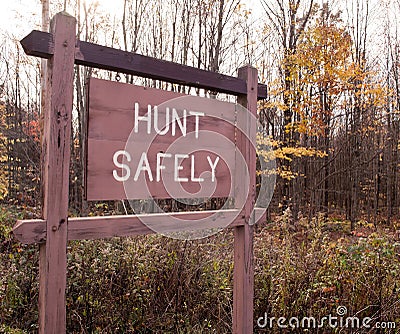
[13,208,267,244]
[233,66,258,334]
[38,12,76,334]
[87,78,236,201]
[20,30,268,99]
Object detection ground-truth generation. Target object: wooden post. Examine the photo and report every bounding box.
[233,66,258,333]
[38,12,76,334]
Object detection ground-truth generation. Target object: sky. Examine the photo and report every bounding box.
[0,0,262,38]
[0,2,262,68]
[0,0,41,35]
[0,0,387,41]
[0,0,393,75]
[0,0,121,37]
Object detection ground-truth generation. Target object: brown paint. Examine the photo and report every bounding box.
[38,12,76,334]
[87,78,236,201]
[233,66,258,334]
[20,30,268,99]
[13,208,266,244]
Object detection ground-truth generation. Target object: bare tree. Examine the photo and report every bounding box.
[262,0,316,215]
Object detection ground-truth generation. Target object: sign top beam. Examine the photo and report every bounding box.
[20,30,268,99]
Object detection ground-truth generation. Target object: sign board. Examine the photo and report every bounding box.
[15,12,269,333]
[87,78,238,201]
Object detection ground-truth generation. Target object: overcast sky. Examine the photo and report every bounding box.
[0,0,262,38]
[0,0,395,74]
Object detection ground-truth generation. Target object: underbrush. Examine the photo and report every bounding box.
[1,205,399,333]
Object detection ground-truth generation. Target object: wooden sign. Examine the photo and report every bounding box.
[14,12,264,334]
[87,78,238,201]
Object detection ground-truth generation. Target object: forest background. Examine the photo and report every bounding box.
[1,0,400,332]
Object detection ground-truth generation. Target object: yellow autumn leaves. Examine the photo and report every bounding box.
[0,103,8,200]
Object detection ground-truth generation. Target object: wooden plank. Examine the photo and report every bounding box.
[20,30,54,58]
[88,78,237,141]
[12,209,267,244]
[38,12,76,334]
[20,30,268,99]
[13,219,47,244]
[87,78,236,201]
[233,66,257,334]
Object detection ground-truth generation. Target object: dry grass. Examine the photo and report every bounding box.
[1,205,399,333]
